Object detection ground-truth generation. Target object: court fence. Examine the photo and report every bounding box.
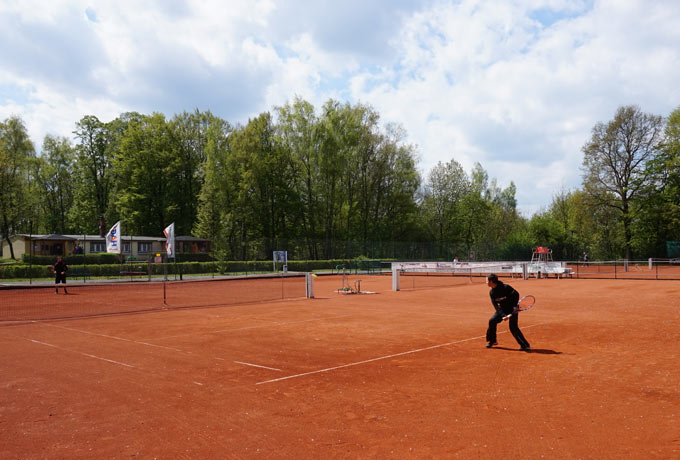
[562,259,680,280]
[390,259,680,291]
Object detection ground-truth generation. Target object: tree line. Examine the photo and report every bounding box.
[1,98,678,261]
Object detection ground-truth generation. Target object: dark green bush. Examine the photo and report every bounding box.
[22,253,122,265]
[0,258,392,279]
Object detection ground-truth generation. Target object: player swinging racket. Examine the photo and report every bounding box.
[485,273,530,351]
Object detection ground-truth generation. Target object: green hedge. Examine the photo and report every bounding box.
[0,264,53,279]
[172,253,214,262]
[0,258,390,280]
[22,254,122,265]
[21,253,216,266]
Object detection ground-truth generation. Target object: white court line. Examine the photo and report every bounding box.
[38,322,193,354]
[36,322,287,371]
[256,322,550,385]
[233,361,283,372]
[29,339,137,369]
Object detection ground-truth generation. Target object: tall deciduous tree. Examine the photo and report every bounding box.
[582,105,664,259]
[276,97,322,258]
[228,112,298,258]
[0,116,36,258]
[655,107,680,238]
[194,118,233,247]
[372,123,421,243]
[170,110,214,233]
[71,115,115,233]
[458,163,492,260]
[113,113,181,235]
[423,159,469,248]
[35,135,76,234]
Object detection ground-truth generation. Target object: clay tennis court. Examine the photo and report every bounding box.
[1,274,678,459]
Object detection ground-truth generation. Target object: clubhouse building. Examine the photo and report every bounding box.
[1,234,210,260]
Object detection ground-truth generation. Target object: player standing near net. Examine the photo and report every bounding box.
[52,256,68,294]
[485,273,530,351]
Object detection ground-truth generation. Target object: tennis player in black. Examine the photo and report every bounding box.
[485,273,530,350]
[53,256,68,294]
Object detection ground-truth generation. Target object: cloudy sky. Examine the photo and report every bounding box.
[1,0,679,215]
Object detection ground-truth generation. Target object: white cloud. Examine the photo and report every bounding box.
[348,0,680,214]
[1,0,678,215]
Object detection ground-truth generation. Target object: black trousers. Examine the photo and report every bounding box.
[486,311,530,348]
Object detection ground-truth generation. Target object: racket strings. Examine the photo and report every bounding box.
[517,295,535,310]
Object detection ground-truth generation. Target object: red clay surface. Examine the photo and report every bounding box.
[1,274,678,459]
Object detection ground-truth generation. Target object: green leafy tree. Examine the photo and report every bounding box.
[457,163,492,260]
[653,107,680,238]
[483,179,522,259]
[529,212,566,251]
[276,97,322,257]
[632,106,680,257]
[316,100,353,257]
[0,116,36,258]
[34,135,76,234]
[113,113,181,235]
[582,105,664,259]
[170,110,216,233]
[193,117,233,261]
[371,123,421,243]
[228,112,298,258]
[660,107,680,239]
[422,159,469,251]
[534,188,587,260]
[70,115,115,233]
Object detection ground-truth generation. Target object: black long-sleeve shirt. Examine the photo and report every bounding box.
[54,260,68,276]
[489,281,519,315]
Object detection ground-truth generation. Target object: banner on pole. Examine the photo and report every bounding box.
[164,222,175,259]
[106,221,121,254]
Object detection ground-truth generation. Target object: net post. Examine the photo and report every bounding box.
[305,272,315,298]
[162,256,168,306]
[522,262,528,280]
[392,267,400,291]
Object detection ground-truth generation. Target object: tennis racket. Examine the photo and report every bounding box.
[503,295,535,320]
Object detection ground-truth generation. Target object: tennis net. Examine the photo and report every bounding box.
[0,272,312,322]
[392,262,527,291]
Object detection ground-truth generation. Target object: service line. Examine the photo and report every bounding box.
[256,322,550,385]
[233,361,283,372]
[37,322,192,354]
[29,338,137,369]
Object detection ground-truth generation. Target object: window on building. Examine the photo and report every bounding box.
[138,242,152,254]
[90,242,105,253]
[122,242,131,254]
